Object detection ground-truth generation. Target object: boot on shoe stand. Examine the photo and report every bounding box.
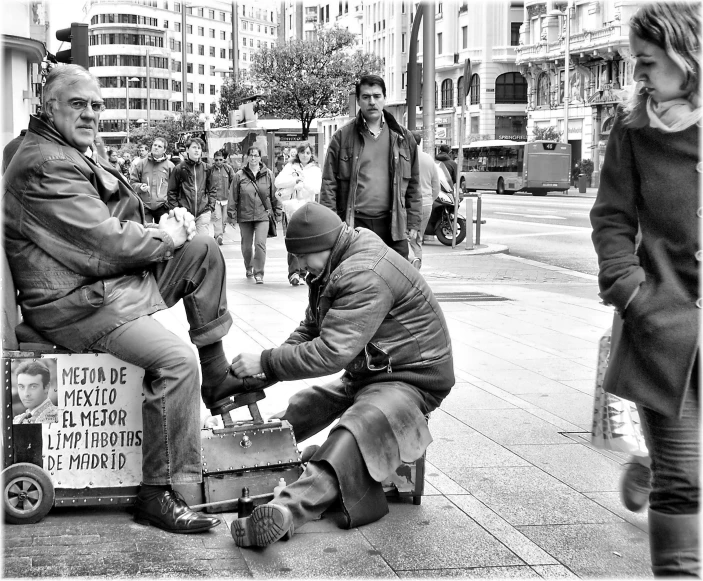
[648,508,699,577]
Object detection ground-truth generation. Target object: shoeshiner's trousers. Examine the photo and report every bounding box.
[91,235,232,486]
[272,427,388,529]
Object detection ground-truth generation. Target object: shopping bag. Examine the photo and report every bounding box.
[267,214,277,238]
[590,314,648,456]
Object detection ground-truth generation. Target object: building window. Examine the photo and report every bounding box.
[210,102,217,114]
[437,33,442,55]
[210,65,216,75]
[164,20,169,28]
[510,22,521,46]
[175,21,180,32]
[457,76,464,104]
[209,9,215,19]
[198,64,204,74]
[249,39,253,47]
[187,82,193,93]
[210,84,216,95]
[220,30,226,40]
[198,44,204,55]
[198,26,204,36]
[441,78,453,108]
[220,11,226,21]
[243,52,247,61]
[199,83,205,94]
[186,24,192,33]
[470,73,480,105]
[462,26,467,49]
[435,82,438,109]
[172,80,181,92]
[187,43,192,53]
[401,33,405,52]
[495,72,527,104]
[209,28,215,38]
[186,63,192,73]
[242,36,247,45]
[220,48,226,58]
[210,46,215,56]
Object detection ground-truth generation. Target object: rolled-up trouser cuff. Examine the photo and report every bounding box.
[189,312,233,348]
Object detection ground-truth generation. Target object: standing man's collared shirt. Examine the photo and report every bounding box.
[360,112,386,139]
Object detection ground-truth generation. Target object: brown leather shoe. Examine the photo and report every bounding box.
[134,490,221,534]
[201,368,277,410]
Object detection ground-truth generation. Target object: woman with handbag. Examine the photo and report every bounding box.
[228,146,278,284]
[274,142,322,285]
[590,3,700,576]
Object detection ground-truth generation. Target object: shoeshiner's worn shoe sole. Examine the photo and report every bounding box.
[231,504,294,547]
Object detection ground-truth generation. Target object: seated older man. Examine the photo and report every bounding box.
[3,65,248,534]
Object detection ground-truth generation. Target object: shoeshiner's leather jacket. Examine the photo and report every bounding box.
[3,114,172,351]
[261,225,454,396]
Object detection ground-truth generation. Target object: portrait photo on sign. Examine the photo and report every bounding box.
[11,358,59,425]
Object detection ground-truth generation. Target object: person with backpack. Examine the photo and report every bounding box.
[130,137,175,223]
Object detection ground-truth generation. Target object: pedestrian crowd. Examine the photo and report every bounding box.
[0,3,699,576]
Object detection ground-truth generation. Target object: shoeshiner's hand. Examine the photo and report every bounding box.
[159,213,190,248]
[407,228,418,241]
[231,352,263,377]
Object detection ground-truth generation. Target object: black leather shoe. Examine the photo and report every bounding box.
[201,368,277,410]
[134,490,221,534]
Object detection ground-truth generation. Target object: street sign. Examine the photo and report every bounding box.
[463,58,471,96]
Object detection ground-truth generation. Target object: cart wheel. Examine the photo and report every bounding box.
[413,495,422,506]
[3,463,55,524]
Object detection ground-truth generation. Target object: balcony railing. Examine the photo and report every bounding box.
[491,46,517,61]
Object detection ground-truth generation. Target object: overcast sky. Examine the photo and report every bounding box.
[46,0,90,54]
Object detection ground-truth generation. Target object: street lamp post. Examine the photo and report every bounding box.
[182,3,188,116]
[125,76,140,144]
[563,2,572,144]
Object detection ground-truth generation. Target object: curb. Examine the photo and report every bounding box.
[451,243,509,256]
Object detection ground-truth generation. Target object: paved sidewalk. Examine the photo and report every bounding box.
[3,231,652,579]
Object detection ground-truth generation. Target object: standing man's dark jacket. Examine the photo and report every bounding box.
[211,162,235,202]
[320,110,421,241]
[435,151,457,184]
[167,157,216,218]
[3,115,172,351]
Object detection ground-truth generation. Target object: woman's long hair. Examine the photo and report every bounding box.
[624,2,701,126]
[291,142,317,166]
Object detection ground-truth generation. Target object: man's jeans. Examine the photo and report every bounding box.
[354,214,409,260]
[91,236,232,485]
[238,220,268,277]
[213,202,228,237]
[408,203,433,263]
[641,366,699,515]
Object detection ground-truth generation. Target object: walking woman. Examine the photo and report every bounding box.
[228,146,278,284]
[590,4,700,576]
[274,142,322,285]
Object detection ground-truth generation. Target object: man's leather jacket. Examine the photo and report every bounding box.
[320,110,422,241]
[3,115,173,351]
[261,226,454,395]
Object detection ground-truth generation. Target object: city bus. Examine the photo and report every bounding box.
[454,140,572,196]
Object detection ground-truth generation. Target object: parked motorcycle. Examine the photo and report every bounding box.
[425,190,467,245]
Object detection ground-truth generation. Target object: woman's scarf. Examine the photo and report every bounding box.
[647,95,702,133]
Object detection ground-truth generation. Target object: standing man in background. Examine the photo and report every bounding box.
[137,143,149,161]
[210,150,235,245]
[408,131,439,270]
[320,74,421,260]
[130,137,175,224]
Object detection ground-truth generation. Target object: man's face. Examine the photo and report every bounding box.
[17,373,48,411]
[108,152,118,163]
[46,76,102,151]
[138,145,148,158]
[187,142,202,161]
[123,152,131,162]
[293,250,331,277]
[214,155,224,167]
[357,83,385,124]
[151,141,165,157]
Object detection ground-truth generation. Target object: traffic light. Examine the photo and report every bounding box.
[55,23,89,69]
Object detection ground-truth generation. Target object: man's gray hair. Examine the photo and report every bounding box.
[42,65,100,109]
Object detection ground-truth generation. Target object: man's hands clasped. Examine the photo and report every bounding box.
[159,207,196,248]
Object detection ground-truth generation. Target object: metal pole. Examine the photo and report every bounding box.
[453,62,468,248]
[421,2,435,155]
[476,195,482,244]
[146,49,151,127]
[125,77,130,144]
[407,4,423,130]
[464,197,473,250]
[182,3,187,116]
[563,3,570,144]
[232,1,238,78]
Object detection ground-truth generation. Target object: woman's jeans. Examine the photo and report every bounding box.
[640,371,699,515]
[239,220,268,277]
[90,236,233,486]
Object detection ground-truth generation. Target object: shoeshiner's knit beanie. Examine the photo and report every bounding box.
[285,202,344,254]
